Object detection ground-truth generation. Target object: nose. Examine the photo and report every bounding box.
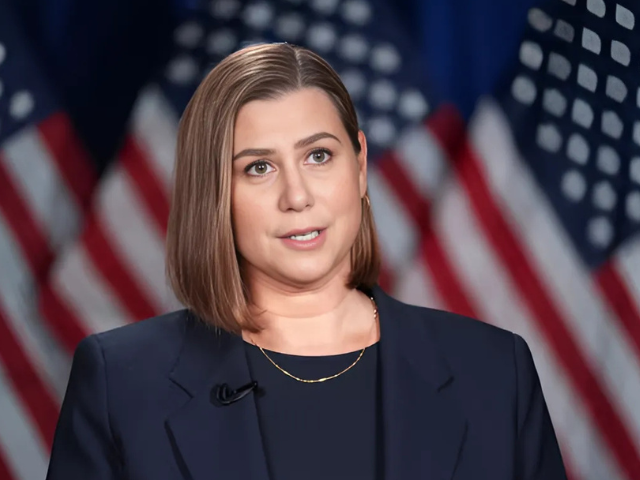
[277,163,314,212]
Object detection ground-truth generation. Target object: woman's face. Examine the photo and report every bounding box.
[231,87,367,289]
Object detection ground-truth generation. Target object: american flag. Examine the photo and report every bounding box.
[1,0,639,479]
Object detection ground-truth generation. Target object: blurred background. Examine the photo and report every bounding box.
[1,0,639,478]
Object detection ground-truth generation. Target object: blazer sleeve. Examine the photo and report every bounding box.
[46,334,123,479]
[513,333,567,480]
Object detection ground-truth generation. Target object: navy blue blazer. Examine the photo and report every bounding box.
[46,285,567,479]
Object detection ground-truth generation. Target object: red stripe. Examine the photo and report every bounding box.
[376,151,478,318]
[37,113,97,207]
[39,282,89,352]
[376,152,431,229]
[432,104,640,479]
[81,210,159,321]
[594,262,640,364]
[0,449,15,480]
[0,157,53,277]
[562,450,580,480]
[418,230,477,318]
[0,303,58,449]
[377,259,394,293]
[119,136,170,234]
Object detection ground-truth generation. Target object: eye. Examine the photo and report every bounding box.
[306,148,332,165]
[245,161,275,176]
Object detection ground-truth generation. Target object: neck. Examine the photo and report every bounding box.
[241,274,377,356]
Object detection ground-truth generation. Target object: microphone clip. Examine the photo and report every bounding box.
[213,381,259,406]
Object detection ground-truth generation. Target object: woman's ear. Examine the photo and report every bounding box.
[357,130,368,197]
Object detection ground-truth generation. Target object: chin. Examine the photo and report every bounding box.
[274,262,338,287]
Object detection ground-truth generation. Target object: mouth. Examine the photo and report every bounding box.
[280,227,325,240]
[286,230,321,241]
[278,227,328,250]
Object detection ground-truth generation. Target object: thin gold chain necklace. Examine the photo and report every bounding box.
[249,296,379,383]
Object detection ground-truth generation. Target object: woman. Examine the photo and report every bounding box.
[46,43,567,479]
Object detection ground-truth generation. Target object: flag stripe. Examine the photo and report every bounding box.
[131,88,179,189]
[594,263,640,365]
[0,359,49,480]
[0,302,58,449]
[0,215,70,398]
[39,281,92,352]
[0,157,53,277]
[433,175,624,480]
[377,152,430,229]
[0,451,15,480]
[50,244,131,335]
[368,169,418,272]
[376,146,477,318]
[613,238,640,317]
[376,259,394,293]
[468,99,640,480]
[119,136,170,235]
[0,151,90,355]
[97,165,169,309]
[395,125,448,196]
[36,113,97,206]
[2,128,81,250]
[81,210,159,321]
[383,109,480,317]
[417,229,478,318]
[392,259,443,310]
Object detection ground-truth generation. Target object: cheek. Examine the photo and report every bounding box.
[231,185,267,245]
[323,166,362,213]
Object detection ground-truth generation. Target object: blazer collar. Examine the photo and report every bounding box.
[166,285,466,480]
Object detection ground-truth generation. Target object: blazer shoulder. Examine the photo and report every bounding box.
[391,297,518,371]
[422,305,514,347]
[79,309,192,373]
[394,296,515,345]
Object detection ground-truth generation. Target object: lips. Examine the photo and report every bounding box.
[279,227,327,250]
[279,227,325,238]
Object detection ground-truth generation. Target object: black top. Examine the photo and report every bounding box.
[244,340,382,480]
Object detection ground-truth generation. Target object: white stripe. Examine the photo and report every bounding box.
[2,127,81,250]
[395,125,448,197]
[368,168,418,273]
[51,242,130,335]
[392,259,442,310]
[162,287,184,312]
[470,98,640,453]
[0,215,69,400]
[435,177,624,480]
[0,362,49,480]
[131,87,179,188]
[613,237,640,310]
[96,165,170,311]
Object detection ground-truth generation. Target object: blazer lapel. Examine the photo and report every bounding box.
[373,285,468,480]
[166,315,270,480]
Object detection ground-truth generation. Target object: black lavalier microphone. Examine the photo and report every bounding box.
[213,381,259,406]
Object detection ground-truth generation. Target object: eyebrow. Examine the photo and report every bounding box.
[232,132,341,161]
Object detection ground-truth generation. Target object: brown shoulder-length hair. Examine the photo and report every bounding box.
[165,42,381,335]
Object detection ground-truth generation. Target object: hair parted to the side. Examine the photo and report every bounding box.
[165,42,381,335]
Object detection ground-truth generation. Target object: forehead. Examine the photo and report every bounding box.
[233,88,344,144]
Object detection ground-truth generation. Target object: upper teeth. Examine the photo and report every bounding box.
[289,230,320,240]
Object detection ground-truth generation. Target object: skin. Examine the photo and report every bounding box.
[231,87,380,356]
